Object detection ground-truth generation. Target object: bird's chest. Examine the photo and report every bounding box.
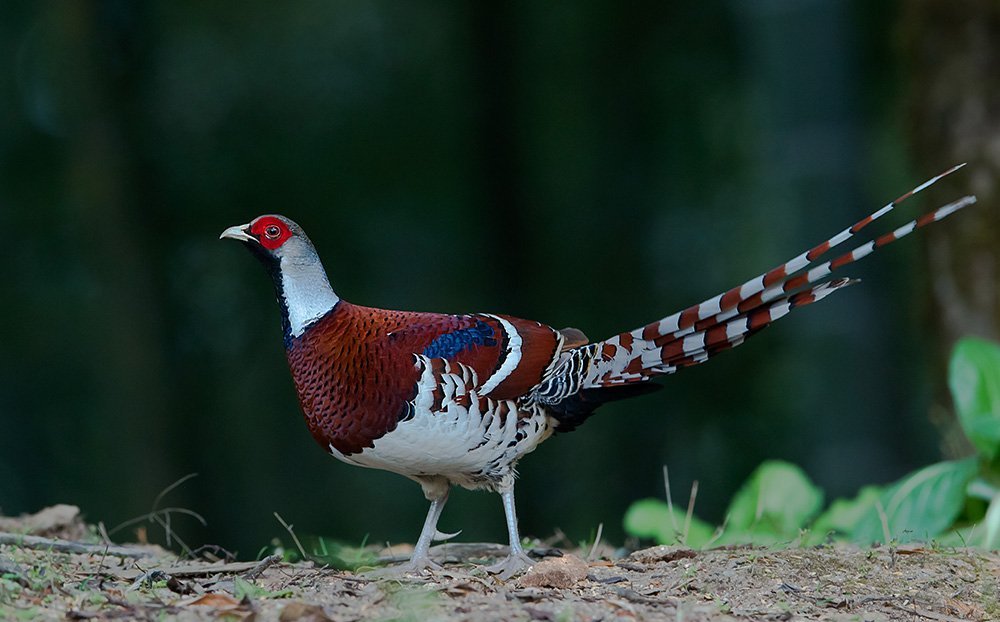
[285,316,420,456]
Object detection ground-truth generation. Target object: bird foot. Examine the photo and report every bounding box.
[485,551,535,580]
[365,555,442,579]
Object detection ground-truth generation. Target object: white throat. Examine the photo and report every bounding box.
[278,249,340,337]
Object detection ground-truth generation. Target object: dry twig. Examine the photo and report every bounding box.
[0,532,154,558]
[243,554,282,581]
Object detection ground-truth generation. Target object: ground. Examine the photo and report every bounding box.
[0,506,997,621]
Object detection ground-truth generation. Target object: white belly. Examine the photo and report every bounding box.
[328,399,554,489]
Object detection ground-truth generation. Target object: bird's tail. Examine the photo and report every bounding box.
[533,165,975,407]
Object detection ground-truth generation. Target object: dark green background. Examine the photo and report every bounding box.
[0,1,958,555]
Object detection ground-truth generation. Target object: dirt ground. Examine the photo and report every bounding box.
[1,506,998,621]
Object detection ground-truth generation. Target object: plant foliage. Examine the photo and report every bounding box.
[625,336,1000,548]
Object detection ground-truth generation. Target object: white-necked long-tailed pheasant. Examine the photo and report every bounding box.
[221,166,974,577]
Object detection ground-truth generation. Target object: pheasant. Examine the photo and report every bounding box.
[221,165,973,577]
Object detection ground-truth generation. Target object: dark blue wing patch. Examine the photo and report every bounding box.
[422,320,497,359]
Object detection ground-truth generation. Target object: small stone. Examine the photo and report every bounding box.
[518,555,589,589]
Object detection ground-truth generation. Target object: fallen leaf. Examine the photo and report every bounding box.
[895,544,928,555]
[179,592,241,608]
[947,598,985,621]
[279,602,333,621]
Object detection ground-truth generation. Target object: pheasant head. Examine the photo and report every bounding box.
[221,215,340,342]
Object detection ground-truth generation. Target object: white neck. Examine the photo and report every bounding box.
[279,251,340,337]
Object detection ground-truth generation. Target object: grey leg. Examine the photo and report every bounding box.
[367,479,450,577]
[486,482,535,579]
[501,487,525,556]
[410,490,449,564]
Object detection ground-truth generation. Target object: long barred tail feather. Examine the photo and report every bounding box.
[634,162,968,341]
[605,277,857,383]
[651,278,857,371]
[536,278,858,422]
[599,194,976,386]
[729,194,977,317]
[531,166,975,407]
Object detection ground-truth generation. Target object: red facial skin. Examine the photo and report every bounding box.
[249,216,294,251]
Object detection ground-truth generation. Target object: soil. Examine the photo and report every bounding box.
[1,506,997,621]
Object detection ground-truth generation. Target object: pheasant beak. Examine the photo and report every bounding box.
[219,223,256,243]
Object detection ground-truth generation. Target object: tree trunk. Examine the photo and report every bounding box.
[904,2,1000,455]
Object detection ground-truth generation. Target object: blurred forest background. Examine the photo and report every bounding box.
[0,1,997,556]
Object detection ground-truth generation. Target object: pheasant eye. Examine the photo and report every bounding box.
[264,225,281,239]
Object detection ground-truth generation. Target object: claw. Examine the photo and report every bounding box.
[485,551,535,580]
[433,529,462,541]
[365,555,442,579]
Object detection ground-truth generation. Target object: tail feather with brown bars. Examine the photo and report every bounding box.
[532,165,975,407]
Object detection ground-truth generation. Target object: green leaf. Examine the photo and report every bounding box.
[934,523,984,548]
[723,461,823,543]
[850,457,978,544]
[623,498,714,547]
[233,577,293,600]
[949,337,1000,460]
[983,493,1000,549]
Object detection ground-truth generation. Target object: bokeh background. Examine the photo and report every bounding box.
[1,1,997,556]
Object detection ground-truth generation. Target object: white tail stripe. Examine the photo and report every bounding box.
[740,275,766,300]
[726,317,748,340]
[893,221,916,238]
[934,195,974,220]
[683,333,705,354]
[698,294,723,319]
[654,314,680,336]
[807,264,831,283]
[640,349,665,368]
[852,240,875,262]
[873,204,894,219]
[784,251,812,275]
[770,301,791,321]
[912,162,965,194]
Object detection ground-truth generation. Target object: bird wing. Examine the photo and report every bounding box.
[391,312,564,402]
